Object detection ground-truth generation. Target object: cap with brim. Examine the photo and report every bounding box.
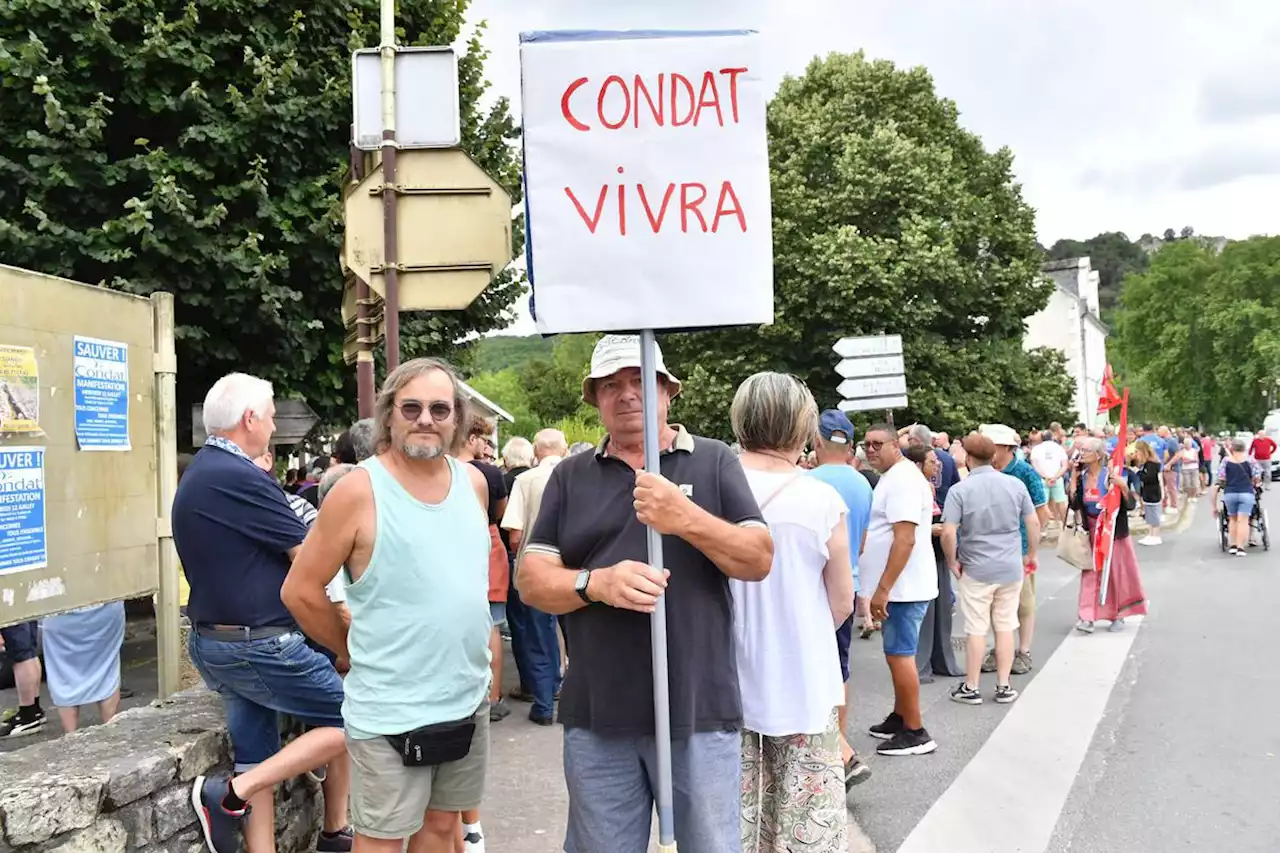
[979,423,1021,447]
[582,334,682,406]
[819,409,855,444]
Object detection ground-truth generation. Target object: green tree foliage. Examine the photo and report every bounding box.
[1045,232,1149,319]
[661,53,1075,440]
[465,334,552,374]
[463,333,602,441]
[0,0,522,431]
[1112,236,1280,429]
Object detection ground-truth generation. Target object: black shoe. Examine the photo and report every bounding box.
[994,685,1019,704]
[191,775,249,853]
[876,727,937,756]
[489,700,511,722]
[949,682,982,705]
[868,712,904,740]
[317,827,353,853]
[529,712,554,727]
[0,707,46,738]
[844,755,872,789]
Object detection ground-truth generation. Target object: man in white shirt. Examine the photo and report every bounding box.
[1029,430,1069,531]
[858,424,939,757]
[501,429,568,726]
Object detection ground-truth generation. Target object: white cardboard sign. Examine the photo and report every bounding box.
[520,30,774,334]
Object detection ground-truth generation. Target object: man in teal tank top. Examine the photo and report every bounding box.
[283,357,494,853]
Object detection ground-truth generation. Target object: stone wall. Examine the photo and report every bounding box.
[0,689,321,853]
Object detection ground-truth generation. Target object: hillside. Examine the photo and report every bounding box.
[465,335,552,374]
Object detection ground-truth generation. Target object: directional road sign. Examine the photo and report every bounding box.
[833,334,908,413]
[833,334,902,359]
[838,375,908,400]
[836,354,906,379]
[839,395,909,414]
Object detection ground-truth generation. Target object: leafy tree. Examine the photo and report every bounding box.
[465,334,553,374]
[1045,231,1149,318]
[662,52,1075,440]
[0,0,522,434]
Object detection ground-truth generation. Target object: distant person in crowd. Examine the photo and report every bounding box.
[1250,429,1276,489]
[297,457,329,508]
[456,416,512,725]
[1212,438,1262,556]
[501,437,535,483]
[1157,426,1180,512]
[1069,438,1148,632]
[1177,437,1202,501]
[859,424,938,757]
[854,444,881,490]
[0,622,46,737]
[175,373,349,853]
[809,409,875,790]
[501,429,568,726]
[283,467,299,493]
[932,431,950,451]
[568,441,595,456]
[38,600,127,733]
[1199,432,1217,488]
[257,449,318,528]
[518,335,772,853]
[982,424,1047,676]
[283,357,493,853]
[941,434,1039,706]
[1029,427,1070,533]
[731,375,853,850]
[1135,440,1165,545]
[902,445,964,685]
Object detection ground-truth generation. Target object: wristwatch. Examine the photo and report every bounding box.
[575,569,594,604]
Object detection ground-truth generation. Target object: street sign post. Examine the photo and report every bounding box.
[834,334,908,418]
[352,47,461,151]
[191,401,319,447]
[520,30,772,851]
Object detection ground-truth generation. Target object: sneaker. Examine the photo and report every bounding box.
[1075,620,1095,634]
[1011,650,1033,675]
[317,827,353,853]
[1237,548,1249,557]
[462,824,486,853]
[529,712,554,727]
[994,685,1019,704]
[489,700,511,722]
[306,765,327,785]
[0,707,46,738]
[844,755,873,788]
[876,727,937,756]
[950,682,982,705]
[1138,536,1155,546]
[1229,546,1240,555]
[1108,619,1125,633]
[980,650,996,673]
[868,711,904,740]
[191,775,249,853]
[1148,536,1163,545]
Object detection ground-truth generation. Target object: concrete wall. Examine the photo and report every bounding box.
[0,689,320,853]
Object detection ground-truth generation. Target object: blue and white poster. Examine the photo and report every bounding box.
[73,336,130,451]
[0,447,47,574]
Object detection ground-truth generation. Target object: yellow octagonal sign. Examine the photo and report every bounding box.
[342,149,514,311]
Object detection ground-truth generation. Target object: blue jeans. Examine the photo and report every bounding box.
[188,629,345,771]
[1224,491,1256,518]
[562,727,740,853]
[882,600,931,657]
[506,562,561,720]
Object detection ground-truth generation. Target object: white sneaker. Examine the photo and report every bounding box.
[1148,535,1162,545]
[1138,536,1154,546]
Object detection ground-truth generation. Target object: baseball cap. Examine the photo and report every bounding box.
[819,410,856,444]
[582,335,682,406]
[979,423,1021,447]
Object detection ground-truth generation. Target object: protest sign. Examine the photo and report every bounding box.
[74,336,131,451]
[520,30,773,334]
[0,447,47,575]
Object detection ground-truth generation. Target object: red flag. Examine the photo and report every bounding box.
[1098,364,1123,414]
[1093,387,1129,576]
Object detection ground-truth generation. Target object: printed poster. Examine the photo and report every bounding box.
[73,336,131,451]
[0,447,47,575]
[0,345,40,434]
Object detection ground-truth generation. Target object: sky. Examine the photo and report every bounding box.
[460,0,1280,334]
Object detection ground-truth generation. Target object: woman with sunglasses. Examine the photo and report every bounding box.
[1068,438,1148,633]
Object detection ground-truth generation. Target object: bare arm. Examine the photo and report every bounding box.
[507,529,523,555]
[518,550,668,616]
[822,514,854,627]
[941,522,960,575]
[1024,512,1041,563]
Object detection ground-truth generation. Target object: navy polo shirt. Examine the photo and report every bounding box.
[173,444,309,628]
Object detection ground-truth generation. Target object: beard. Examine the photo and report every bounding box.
[401,439,445,460]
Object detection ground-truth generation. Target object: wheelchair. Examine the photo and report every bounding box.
[1219,484,1270,551]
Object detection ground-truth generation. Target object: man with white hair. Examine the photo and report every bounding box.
[174,374,349,853]
[501,428,569,725]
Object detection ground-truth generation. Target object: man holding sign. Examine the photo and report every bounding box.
[518,336,772,852]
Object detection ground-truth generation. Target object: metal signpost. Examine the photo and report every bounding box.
[835,334,909,418]
[520,30,773,850]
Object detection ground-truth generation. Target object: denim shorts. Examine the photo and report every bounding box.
[188,629,345,771]
[0,621,39,663]
[1224,492,1256,518]
[882,601,930,657]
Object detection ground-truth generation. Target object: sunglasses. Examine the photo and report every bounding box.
[864,439,889,451]
[395,399,454,422]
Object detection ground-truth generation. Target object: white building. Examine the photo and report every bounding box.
[1024,258,1109,426]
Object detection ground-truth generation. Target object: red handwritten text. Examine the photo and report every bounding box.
[560,68,748,132]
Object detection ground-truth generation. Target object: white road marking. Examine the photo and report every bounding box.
[897,616,1143,853]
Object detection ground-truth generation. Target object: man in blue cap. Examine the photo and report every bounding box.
[809,409,875,792]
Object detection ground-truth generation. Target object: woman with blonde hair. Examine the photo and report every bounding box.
[730,372,853,852]
[1134,439,1164,545]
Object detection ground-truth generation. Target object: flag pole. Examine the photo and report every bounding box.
[1099,388,1129,606]
[640,328,677,852]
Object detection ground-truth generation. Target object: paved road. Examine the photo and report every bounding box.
[6,495,1277,852]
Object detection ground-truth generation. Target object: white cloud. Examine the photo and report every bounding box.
[459,0,1280,333]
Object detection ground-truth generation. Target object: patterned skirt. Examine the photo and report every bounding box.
[740,709,848,853]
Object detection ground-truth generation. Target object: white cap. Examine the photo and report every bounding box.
[979,423,1021,447]
[582,335,682,406]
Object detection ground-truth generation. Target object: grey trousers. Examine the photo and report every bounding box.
[917,554,964,678]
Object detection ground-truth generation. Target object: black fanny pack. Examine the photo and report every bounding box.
[385,717,476,767]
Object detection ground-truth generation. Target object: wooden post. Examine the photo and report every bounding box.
[151,292,181,698]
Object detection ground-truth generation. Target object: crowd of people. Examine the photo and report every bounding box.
[11,332,1271,853]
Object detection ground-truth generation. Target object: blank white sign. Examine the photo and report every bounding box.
[352,47,461,150]
[839,395,909,413]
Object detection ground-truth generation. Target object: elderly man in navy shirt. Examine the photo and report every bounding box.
[173,373,349,853]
